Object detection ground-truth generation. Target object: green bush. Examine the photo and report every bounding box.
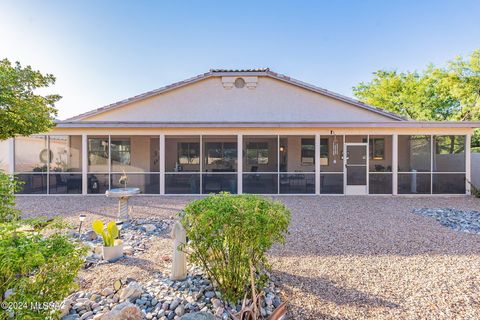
[0,219,87,319]
[0,172,21,223]
[181,193,291,302]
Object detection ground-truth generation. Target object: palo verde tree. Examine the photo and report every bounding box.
[353,50,480,151]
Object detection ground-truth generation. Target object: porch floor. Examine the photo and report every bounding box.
[16,195,480,319]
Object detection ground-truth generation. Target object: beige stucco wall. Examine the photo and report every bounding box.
[81,77,396,123]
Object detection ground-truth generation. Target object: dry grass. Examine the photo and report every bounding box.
[16,195,480,319]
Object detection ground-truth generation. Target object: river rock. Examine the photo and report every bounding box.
[85,230,97,241]
[142,224,156,232]
[97,301,142,320]
[119,282,143,301]
[180,311,216,320]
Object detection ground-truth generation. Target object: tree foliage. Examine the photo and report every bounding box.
[181,193,291,302]
[0,174,21,223]
[0,58,60,140]
[353,50,480,148]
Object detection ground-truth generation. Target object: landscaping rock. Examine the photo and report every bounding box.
[119,282,143,301]
[413,208,480,234]
[101,288,114,296]
[180,312,216,320]
[85,230,98,241]
[97,301,142,320]
[142,224,157,232]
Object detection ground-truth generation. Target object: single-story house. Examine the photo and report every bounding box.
[1,69,478,196]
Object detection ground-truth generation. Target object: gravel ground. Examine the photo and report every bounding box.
[16,195,480,319]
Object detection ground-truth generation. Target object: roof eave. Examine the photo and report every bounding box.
[54,120,480,129]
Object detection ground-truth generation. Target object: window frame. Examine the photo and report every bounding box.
[177,142,200,165]
[246,142,269,165]
[301,138,315,165]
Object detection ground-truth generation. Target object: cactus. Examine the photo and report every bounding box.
[92,220,119,246]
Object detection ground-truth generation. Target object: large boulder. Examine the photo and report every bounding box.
[180,312,216,320]
[119,282,143,301]
[97,301,142,320]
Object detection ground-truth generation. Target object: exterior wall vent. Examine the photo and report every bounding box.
[222,76,258,90]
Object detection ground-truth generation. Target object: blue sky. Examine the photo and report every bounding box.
[1,0,479,119]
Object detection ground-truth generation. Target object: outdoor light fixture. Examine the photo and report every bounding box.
[116,221,124,237]
[280,146,285,152]
[78,214,86,236]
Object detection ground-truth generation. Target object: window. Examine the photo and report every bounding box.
[369,138,385,160]
[205,142,237,165]
[178,142,200,165]
[320,138,328,166]
[246,142,269,165]
[301,138,315,165]
[110,138,131,165]
[88,137,109,166]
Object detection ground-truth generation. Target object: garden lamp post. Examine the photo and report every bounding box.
[116,221,124,238]
[78,214,86,236]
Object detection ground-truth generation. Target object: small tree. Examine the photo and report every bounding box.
[181,193,291,302]
[0,58,60,221]
[0,58,60,140]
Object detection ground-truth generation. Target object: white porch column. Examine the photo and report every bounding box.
[8,138,14,174]
[82,134,88,195]
[237,134,243,194]
[392,133,398,195]
[315,134,320,195]
[160,133,165,195]
[466,133,472,195]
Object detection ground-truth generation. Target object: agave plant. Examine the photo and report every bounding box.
[92,220,119,246]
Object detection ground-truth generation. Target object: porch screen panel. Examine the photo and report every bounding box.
[14,136,48,194]
[279,136,315,194]
[165,136,200,194]
[398,135,432,194]
[48,135,82,194]
[87,136,109,194]
[432,135,466,194]
[320,135,344,194]
[110,136,160,194]
[14,135,83,194]
[369,135,392,194]
[202,136,237,194]
[243,135,278,194]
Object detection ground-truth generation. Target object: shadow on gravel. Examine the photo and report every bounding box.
[273,270,401,318]
[115,256,161,275]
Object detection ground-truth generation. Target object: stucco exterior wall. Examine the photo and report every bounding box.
[82,77,396,123]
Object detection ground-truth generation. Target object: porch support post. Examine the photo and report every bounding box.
[237,134,243,194]
[315,134,320,195]
[392,133,398,195]
[160,133,165,195]
[466,133,471,195]
[82,134,88,195]
[8,138,14,174]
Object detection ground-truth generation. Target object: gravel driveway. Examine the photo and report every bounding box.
[16,195,480,319]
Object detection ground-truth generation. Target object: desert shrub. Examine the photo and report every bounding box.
[0,219,87,319]
[0,172,21,222]
[181,193,291,302]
